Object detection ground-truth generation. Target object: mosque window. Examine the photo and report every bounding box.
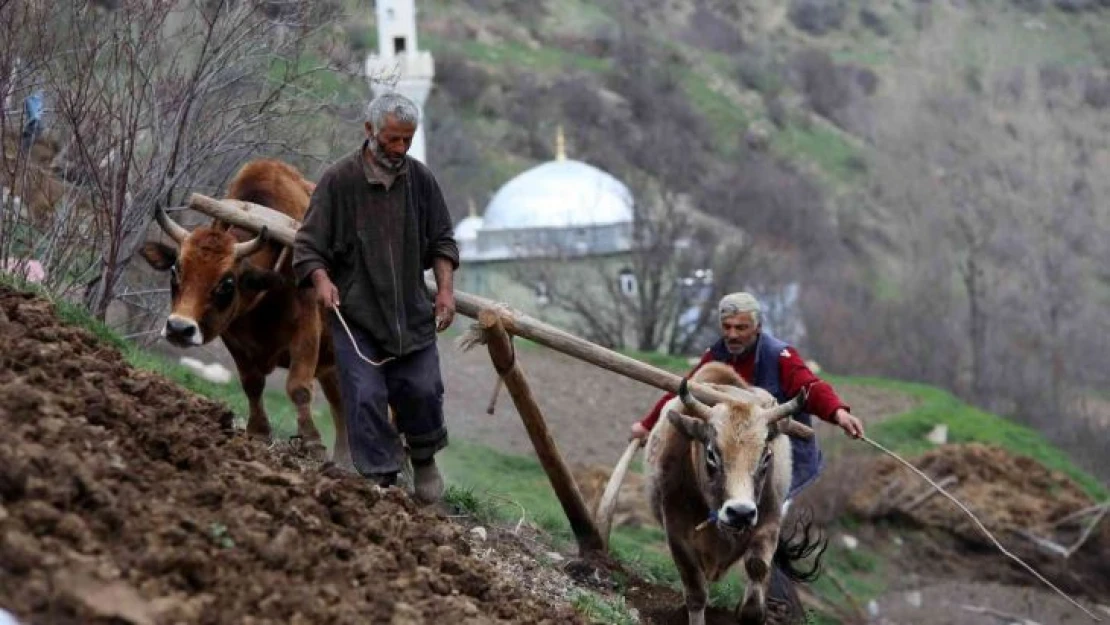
[394,37,407,54]
[618,267,638,297]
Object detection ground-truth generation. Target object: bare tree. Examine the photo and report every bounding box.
[511,180,749,352]
[858,17,1110,419]
[2,0,368,320]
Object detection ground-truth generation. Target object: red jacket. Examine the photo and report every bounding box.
[638,344,849,431]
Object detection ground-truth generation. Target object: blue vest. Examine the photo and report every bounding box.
[708,331,823,497]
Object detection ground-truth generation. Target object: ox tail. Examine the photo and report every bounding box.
[773,507,829,584]
[766,508,829,623]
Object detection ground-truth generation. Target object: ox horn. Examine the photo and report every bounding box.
[678,377,713,420]
[759,387,808,424]
[233,225,269,260]
[154,206,189,244]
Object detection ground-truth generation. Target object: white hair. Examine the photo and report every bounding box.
[365,92,420,129]
[718,292,761,325]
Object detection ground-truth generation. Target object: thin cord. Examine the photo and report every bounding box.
[331,306,395,367]
[860,435,1101,622]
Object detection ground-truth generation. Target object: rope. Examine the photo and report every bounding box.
[331,306,396,367]
[859,435,1101,622]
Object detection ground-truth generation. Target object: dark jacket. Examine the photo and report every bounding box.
[292,147,459,357]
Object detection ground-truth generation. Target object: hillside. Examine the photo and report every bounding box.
[366,0,1110,480]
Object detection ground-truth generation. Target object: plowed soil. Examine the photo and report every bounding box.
[0,285,586,625]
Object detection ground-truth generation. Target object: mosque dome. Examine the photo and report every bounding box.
[454,215,483,240]
[481,159,633,231]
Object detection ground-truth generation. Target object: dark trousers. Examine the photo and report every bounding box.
[329,318,448,477]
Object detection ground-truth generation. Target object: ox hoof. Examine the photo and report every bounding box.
[738,597,765,625]
[300,439,327,461]
[245,421,273,440]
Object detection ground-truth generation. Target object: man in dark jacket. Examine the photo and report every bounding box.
[292,92,459,504]
[630,292,864,501]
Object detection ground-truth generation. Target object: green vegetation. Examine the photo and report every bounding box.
[772,122,863,185]
[828,376,1109,500]
[680,71,749,154]
[570,589,639,625]
[423,35,610,74]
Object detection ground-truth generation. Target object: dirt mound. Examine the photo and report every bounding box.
[849,443,1093,539]
[848,442,1110,600]
[572,464,655,530]
[0,285,585,625]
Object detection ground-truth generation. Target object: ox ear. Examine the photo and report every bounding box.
[666,410,712,444]
[239,266,286,292]
[139,242,177,271]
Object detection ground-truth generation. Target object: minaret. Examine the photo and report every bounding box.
[365,0,435,164]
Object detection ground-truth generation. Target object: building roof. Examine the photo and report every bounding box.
[454,215,483,240]
[481,159,633,231]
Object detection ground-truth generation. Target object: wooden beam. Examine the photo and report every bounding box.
[187,193,299,245]
[185,192,793,409]
[479,307,605,555]
[449,286,754,407]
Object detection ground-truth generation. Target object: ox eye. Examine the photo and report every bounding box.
[705,446,721,473]
[215,276,235,296]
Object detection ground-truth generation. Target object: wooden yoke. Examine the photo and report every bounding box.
[478,307,606,555]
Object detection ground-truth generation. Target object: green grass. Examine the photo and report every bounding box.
[772,122,863,185]
[423,34,609,74]
[570,589,639,625]
[826,375,1108,500]
[680,71,749,155]
[617,348,693,374]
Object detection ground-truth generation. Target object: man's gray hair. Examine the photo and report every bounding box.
[365,92,420,129]
[718,292,761,325]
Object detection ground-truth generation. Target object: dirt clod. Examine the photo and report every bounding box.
[0,285,586,625]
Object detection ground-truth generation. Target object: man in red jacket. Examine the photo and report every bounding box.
[630,292,864,497]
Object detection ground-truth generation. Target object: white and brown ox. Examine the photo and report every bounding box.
[138,159,351,468]
[644,362,826,625]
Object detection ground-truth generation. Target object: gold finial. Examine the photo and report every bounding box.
[468,197,478,218]
[555,124,566,161]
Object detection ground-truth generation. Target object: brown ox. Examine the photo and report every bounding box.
[138,159,350,467]
[644,362,826,625]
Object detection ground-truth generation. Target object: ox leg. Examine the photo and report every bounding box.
[286,345,326,461]
[738,521,782,625]
[319,370,354,471]
[241,372,272,440]
[665,532,708,625]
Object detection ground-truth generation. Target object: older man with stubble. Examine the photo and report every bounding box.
[630,292,865,503]
[292,92,459,504]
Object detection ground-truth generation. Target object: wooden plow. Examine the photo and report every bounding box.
[182,192,805,556]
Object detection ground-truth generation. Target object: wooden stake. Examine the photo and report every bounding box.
[479,307,605,555]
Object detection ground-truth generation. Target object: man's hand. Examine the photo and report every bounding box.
[629,421,650,441]
[311,269,339,309]
[435,290,456,332]
[833,408,864,439]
